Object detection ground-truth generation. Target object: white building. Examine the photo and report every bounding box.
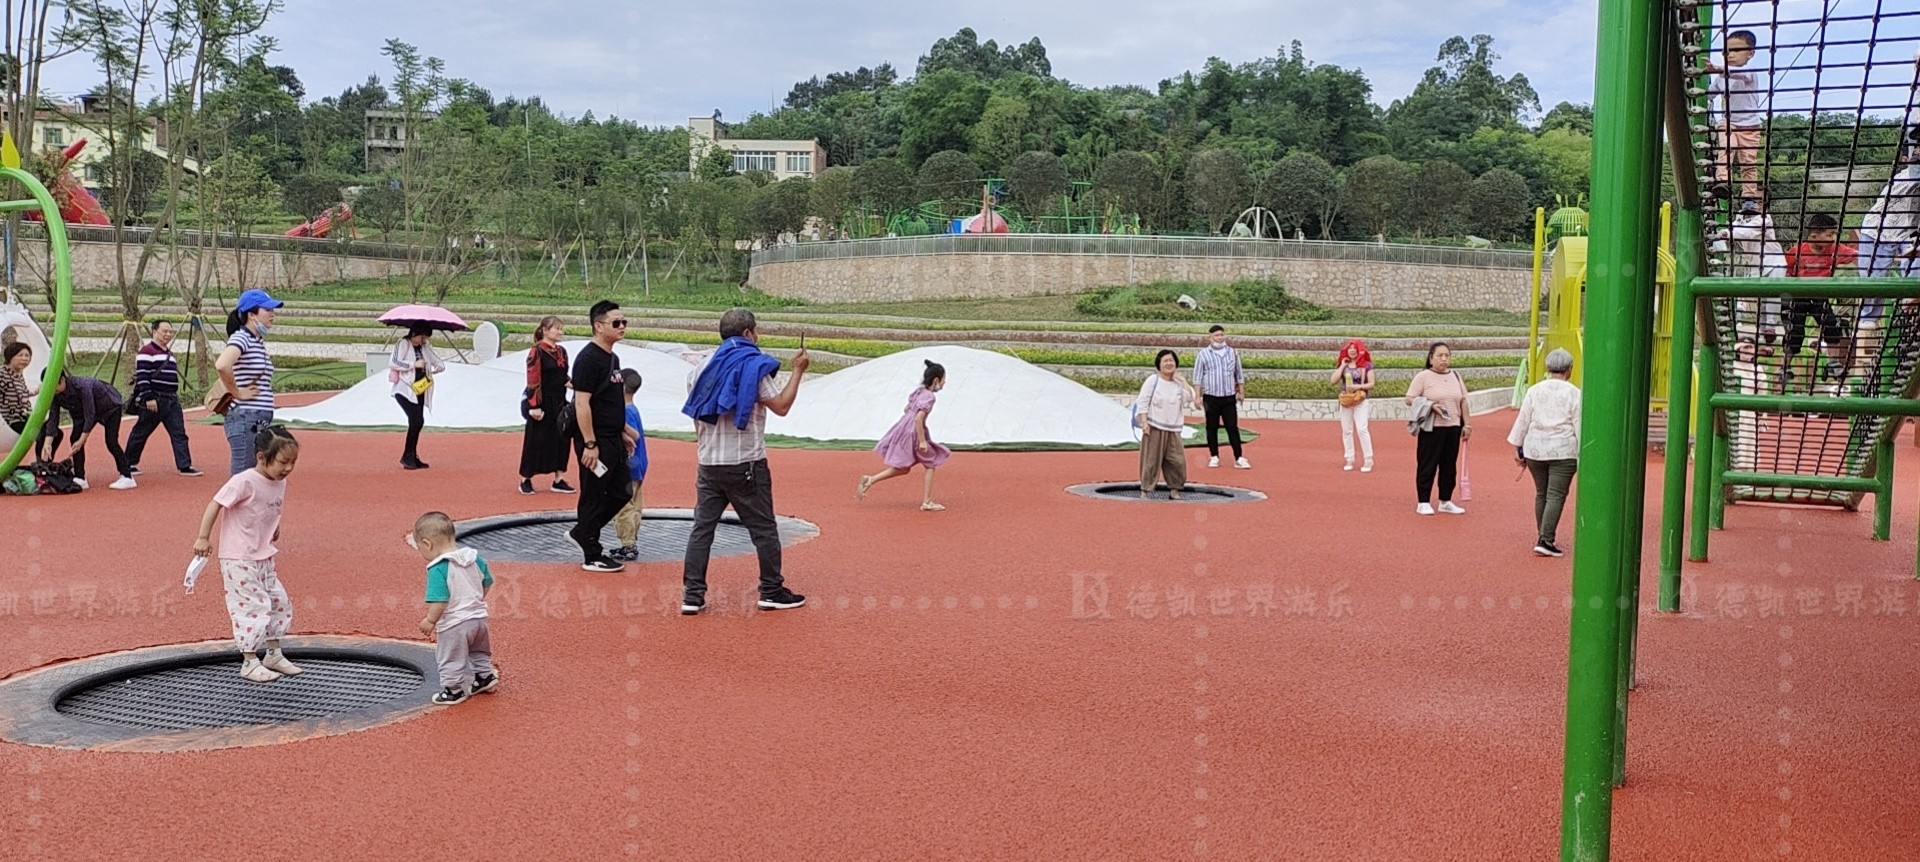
[688,113,824,180]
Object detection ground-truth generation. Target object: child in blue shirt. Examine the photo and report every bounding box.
[410,511,497,705]
[608,369,649,562]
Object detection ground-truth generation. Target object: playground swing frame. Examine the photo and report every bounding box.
[0,167,76,477]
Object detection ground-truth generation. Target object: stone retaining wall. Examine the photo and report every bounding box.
[751,250,1531,312]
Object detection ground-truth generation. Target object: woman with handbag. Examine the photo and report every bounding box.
[1331,338,1375,472]
[214,289,282,477]
[390,325,446,470]
[1133,349,1198,500]
[1403,342,1471,516]
[517,316,576,495]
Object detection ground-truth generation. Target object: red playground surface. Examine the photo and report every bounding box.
[3,410,1917,860]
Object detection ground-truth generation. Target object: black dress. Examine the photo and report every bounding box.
[518,344,573,476]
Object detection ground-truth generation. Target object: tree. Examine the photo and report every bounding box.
[898,69,989,164]
[1006,150,1069,212]
[853,156,914,213]
[1092,150,1158,222]
[1385,35,1541,154]
[750,177,812,243]
[785,63,897,110]
[1406,160,1472,237]
[917,28,1051,80]
[916,150,982,215]
[1185,148,1251,234]
[1539,102,1593,136]
[808,166,856,233]
[1465,168,1531,240]
[1341,155,1413,238]
[969,93,1031,174]
[1261,151,1340,237]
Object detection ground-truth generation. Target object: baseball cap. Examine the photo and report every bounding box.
[236,289,284,315]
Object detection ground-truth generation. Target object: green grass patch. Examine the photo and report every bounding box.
[1075,279,1332,323]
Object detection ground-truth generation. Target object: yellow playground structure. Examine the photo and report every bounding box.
[1520,203,1678,415]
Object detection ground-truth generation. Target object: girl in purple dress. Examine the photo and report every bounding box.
[858,360,951,511]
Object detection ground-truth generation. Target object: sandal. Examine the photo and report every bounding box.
[856,475,874,500]
[920,501,945,511]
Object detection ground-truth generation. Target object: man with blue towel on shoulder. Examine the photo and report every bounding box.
[679,307,810,616]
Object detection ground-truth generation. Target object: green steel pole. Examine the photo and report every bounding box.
[1562,0,1662,857]
[1660,206,1701,607]
[1874,435,1894,541]
[1610,12,1670,789]
[1710,428,1729,530]
[1689,343,1719,562]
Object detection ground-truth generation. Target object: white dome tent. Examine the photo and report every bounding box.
[768,345,1192,448]
[274,341,704,433]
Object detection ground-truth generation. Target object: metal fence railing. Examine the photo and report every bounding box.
[752,234,1535,270]
[14,222,419,262]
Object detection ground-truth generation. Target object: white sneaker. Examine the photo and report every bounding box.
[108,476,137,490]
[1361,460,1374,473]
[1438,501,1468,515]
[261,650,303,676]
[72,478,89,490]
[1343,461,1354,471]
[1234,457,1250,469]
[240,658,282,683]
[1416,503,1435,516]
[1208,456,1220,468]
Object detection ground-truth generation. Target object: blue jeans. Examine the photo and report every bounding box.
[224,407,273,476]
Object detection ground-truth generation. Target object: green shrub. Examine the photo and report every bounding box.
[1074,279,1330,323]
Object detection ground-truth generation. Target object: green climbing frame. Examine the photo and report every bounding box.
[1,167,75,477]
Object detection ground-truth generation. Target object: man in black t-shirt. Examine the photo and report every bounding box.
[570,299,635,572]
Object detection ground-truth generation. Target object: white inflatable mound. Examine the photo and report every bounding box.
[768,344,1187,447]
[275,341,704,433]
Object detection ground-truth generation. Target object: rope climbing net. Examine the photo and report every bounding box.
[1683,0,1920,506]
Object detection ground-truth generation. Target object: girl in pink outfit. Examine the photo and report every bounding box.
[858,360,951,511]
[191,425,302,682]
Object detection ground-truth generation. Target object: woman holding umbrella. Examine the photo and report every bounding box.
[381,305,462,470]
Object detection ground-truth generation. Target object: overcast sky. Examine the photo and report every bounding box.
[32,0,1615,126]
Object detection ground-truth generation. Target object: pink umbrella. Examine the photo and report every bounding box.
[378,304,469,332]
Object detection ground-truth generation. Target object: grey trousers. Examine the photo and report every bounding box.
[434,617,495,689]
[1527,458,1579,546]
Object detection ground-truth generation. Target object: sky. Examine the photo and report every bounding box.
[33,0,1606,126]
[31,0,1919,127]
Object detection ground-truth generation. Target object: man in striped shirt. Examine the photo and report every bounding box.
[1192,325,1249,468]
[125,320,200,477]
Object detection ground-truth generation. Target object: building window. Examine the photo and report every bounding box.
[785,153,811,174]
[43,127,62,147]
[732,150,777,173]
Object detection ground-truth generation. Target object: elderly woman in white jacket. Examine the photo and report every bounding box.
[1134,349,1199,500]
[1508,348,1581,557]
[390,325,447,470]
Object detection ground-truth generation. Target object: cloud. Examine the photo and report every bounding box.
[32,0,1611,127]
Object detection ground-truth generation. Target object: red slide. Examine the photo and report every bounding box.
[286,202,354,238]
[24,139,111,226]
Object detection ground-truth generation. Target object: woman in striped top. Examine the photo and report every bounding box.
[125,320,201,477]
[215,289,283,477]
[2,341,31,436]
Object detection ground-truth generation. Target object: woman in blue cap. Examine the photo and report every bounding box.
[214,289,282,476]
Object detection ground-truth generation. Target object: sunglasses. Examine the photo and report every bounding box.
[602,319,628,329]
